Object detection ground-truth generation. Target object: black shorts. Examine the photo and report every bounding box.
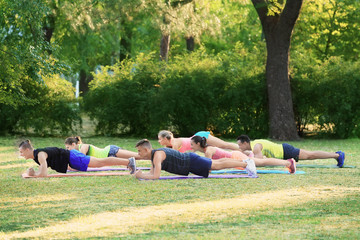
[188,153,212,178]
[282,143,300,161]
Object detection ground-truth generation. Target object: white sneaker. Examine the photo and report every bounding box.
[244,158,257,177]
[128,157,137,174]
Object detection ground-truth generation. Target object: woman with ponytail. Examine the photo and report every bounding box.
[64,136,140,159]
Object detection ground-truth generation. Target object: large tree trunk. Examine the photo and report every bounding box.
[266,36,298,140]
[252,0,303,140]
[160,34,170,61]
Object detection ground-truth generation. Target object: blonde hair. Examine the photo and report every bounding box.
[158,130,173,140]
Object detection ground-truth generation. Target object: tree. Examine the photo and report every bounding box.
[251,0,303,140]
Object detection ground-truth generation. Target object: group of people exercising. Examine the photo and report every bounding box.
[19,130,345,179]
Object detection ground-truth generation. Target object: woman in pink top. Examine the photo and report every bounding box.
[190,136,296,173]
[157,130,239,153]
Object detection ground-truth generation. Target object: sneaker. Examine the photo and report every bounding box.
[128,157,137,174]
[336,151,345,168]
[287,158,296,174]
[244,158,257,177]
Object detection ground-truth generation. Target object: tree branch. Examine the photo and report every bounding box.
[251,0,269,26]
[279,0,303,36]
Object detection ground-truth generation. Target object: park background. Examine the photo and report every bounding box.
[1,0,359,140]
[1,0,360,239]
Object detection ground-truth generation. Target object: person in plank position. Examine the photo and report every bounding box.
[133,139,257,180]
[158,130,239,153]
[65,136,141,159]
[236,135,345,167]
[190,136,296,173]
[19,139,136,177]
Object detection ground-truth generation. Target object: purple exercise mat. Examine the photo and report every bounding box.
[140,174,258,180]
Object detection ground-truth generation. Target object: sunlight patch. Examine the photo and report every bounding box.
[0,162,35,170]
[3,186,359,239]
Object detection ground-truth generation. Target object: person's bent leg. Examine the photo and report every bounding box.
[88,157,129,168]
[207,135,239,150]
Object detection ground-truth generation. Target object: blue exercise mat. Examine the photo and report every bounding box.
[211,169,306,174]
[296,164,355,168]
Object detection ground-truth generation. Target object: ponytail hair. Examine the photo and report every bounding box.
[65,136,82,145]
[191,135,207,148]
[19,139,33,150]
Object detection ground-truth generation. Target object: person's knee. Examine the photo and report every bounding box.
[299,150,311,160]
[211,162,221,170]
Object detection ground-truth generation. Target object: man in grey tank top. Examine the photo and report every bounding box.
[133,139,257,180]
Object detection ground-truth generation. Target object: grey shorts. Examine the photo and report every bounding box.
[108,145,122,157]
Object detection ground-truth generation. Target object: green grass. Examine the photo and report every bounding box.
[0,136,359,239]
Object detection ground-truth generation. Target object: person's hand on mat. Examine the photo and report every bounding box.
[27,168,35,176]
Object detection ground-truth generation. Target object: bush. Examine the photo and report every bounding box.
[0,74,80,135]
[83,53,162,136]
[292,55,360,138]
[84,45,269,138]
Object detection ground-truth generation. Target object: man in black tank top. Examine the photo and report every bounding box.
[19,140,137,177]
[133,139,257,180]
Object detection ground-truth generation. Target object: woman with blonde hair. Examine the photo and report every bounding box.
[157,130,239,153]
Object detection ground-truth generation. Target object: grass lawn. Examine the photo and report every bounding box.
[0,136,359,239]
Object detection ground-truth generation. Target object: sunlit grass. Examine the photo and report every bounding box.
[0,136,359,239]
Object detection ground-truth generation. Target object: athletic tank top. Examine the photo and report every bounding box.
[33,147,70,173]
[251,139,284,159]
[177,138,192,153]
[151,148,191,176]
[86,145,111,158]
[211,147,232,159]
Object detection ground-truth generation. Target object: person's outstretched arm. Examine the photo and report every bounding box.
[134,152,163,179]
[27,152,48,177]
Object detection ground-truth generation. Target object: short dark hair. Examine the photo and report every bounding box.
[135,139,152,149]
[236,135,251,143]
[19,139,33,150]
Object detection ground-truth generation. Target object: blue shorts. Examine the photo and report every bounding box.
[194,131,211,139]
[108,145,121,157]
[69,150,91,171]
[282,143,300,161]
[188,153,212,178]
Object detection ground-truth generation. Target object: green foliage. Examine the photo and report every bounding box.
[83,53,162,136]
[293,0,360,61]
[0,74,81,135]
[83,45,268,137]
[292,55,360,138]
